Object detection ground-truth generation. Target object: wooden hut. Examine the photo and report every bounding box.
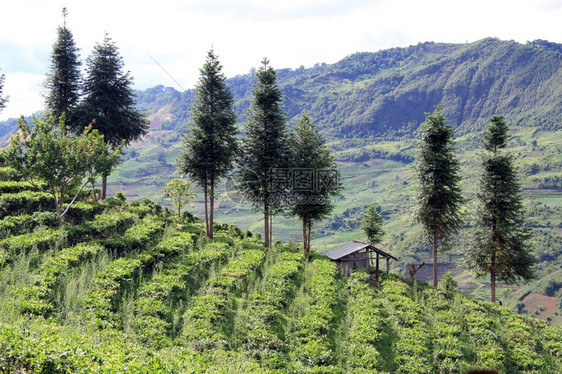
[323,241,397,276]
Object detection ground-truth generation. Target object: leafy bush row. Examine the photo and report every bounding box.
[242,247,303,364]
[381,278,432,374]
[0,321,172,373]
[0,166,19,181]
[84,218,174,328]
[133,237,235,349]
[287,256,339,371]
[83,210,136,239]
[101,216,168,253]
[10,212,139,316]
[0,191,53,218]
[0,227,61,267]
[343,270,387,372]
[0,211,58,239]
[0,180,39,194]
[0,210,138,269]
[460,297,561,373]
[130,232,231,348]
[420,288,467,373]
[182,238,266,351]
[14,242,106,316]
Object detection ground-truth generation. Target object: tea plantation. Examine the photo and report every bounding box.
[0,167,561,373]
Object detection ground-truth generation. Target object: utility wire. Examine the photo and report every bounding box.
[145,51,186,91]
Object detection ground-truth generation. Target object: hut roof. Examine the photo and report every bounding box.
[323,241,397,261]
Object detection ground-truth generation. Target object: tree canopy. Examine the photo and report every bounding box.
[73,34,148,199]
[237,58,289,247]
[177,50,238,238]
[0,70,7,113]
[361,203,385,246]
[74,34,148,148]
[414,105,464,286]
[289,114,341,253]
[43,8,81,129]
[6,116,121,220]
[464,115,534,302]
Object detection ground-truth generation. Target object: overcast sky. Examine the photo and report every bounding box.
[0,0,561,120]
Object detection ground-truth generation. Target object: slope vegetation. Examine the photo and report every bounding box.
[0,171,561,373]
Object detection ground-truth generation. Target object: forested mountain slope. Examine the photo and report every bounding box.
[133,38,561,137]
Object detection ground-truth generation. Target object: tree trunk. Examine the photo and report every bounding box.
[264,204,270,248]
[204,184,209,237]
[270,214,273,247]
[490,255,496,302]
[307,219,312,254]
[302,220,307,253]
[209,178,214,239]
[433,235,438,287]
[101,174,107,200]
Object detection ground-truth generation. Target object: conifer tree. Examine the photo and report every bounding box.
[0,71,6,113]
[73,34,148,199]
[464,115,534,302]
[361,203,385,246]
[289,114,341,253]
[44,8,81,130]
[177,50,238,238]
[237,58,289,247]
[414,105,464,287]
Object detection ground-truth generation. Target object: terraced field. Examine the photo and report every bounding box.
[0,168,561,373]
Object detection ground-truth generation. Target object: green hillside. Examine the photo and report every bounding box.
[0,171,560,373]
[105,38,562,322]
[0,37,560,323]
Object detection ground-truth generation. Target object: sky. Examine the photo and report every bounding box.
[0,0,561,121]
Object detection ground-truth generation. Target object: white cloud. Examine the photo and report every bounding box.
[1,0,561,120]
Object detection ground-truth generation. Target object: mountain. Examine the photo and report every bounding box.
[133,37,561,138]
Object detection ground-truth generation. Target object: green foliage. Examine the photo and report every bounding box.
[241,247,303,364]
[0,228,60,267]
[0,69,6,113]
[237,58,289,247]
[0,211,58,239]
[43,8,81,128]
[0,181,41,194]
[361,203,385,246]
[5,116,121,219]
[0,191,54,218]
[439,271,458,291]
[177,50,238,238]
[287,257,339,371]
[289,114,342,253]
[161,178,197,217]
[74,34,148,148]
[182,240,266,350]
[414,105,464,286]
[465,116,535,301]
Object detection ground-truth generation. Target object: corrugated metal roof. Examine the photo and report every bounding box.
[323,241,370,260]
[323,241,398,261]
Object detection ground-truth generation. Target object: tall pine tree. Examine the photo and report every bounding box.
[177,50,238,238]
[237,58,289,247]
[464,115,534,302]
[414,105,464,287]
[44,8,81,131]
[74,33,148,199]
[0,70,6,113]
[289,114,341,253]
